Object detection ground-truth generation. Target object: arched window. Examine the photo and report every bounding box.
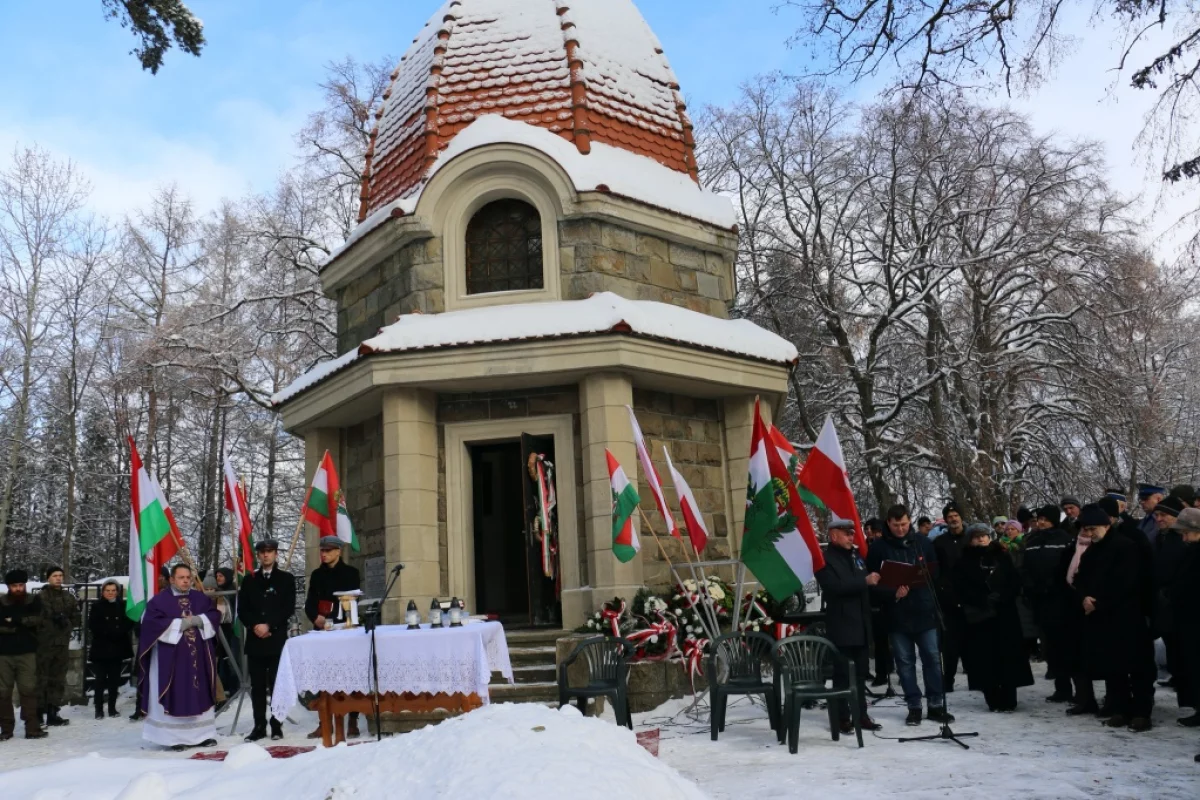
[464,199,544,295]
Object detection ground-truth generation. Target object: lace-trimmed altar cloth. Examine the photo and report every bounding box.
[270,621,513,721]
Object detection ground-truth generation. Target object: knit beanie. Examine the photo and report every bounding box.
[1078,504,1111,528]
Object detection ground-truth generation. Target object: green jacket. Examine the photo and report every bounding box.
[38,585,80,650]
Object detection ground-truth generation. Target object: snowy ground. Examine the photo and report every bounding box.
[2,672,1197,799]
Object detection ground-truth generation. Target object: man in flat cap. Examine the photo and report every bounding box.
[0,570,47,740]
[304,535,361,737]
[1138,483,1166,545]
[816,516,884,733]
[237,539,296,742]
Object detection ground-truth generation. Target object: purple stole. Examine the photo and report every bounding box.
[136,589,220,717]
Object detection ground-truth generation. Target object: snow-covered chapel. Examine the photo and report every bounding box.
[273,0,798,629]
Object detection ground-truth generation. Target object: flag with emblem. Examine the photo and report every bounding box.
[740,400,825,600]
[607,449,641,563]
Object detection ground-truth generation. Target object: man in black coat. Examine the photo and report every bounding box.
[1022,505,1074,702]
[867,504,952,727]
[1073,504,1157,732]
[304,535,361,738]
[816,517,884,732]
[1166,508,1200,731]
[932,502,968,691]
[237,539,296,742]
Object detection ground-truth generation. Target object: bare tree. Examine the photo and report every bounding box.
[0,147,89,562]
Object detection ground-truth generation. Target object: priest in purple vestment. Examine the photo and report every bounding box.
[136,563,221,749]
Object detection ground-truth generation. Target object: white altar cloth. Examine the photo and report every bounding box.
[270,621,512,721]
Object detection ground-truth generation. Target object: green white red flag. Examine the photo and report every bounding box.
[626,406,678,538]
[223,452,255,578]
[740,400,825,600]
[304,451,359,551]
[126,438,184,622]
[607,449,641,563]
[664,446,708,554]
[799,415,868,556]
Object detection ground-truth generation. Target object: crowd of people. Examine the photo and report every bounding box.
[818,485,1200,763]
[0,533,362,749]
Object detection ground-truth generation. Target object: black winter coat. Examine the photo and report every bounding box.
[933,530,968,609]
[304,559,360,625]
[1022,526,1073,624]
[867,531,939,635]
[1073,531,1151,677]
[1112,514,1156,620]
[238,567,297,656]
[1154,528,1187,633]
[953,544,1034,692]
[0,593,43,655]
[88,598,133,662]
[1167,541,1200,691]
[816,545,878,648]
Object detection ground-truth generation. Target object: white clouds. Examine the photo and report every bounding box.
[0,95,308,221]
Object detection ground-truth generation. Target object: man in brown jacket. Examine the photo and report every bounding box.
[0,570,48,740]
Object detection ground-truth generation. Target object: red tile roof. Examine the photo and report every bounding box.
[359,0,699,221]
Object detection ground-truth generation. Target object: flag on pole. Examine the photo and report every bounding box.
[664,446,708,554]
[606,449,641,563]
[799,416,868,557]
[303,451,337,537]
[769,425,826,509]
[303,451,359,550]
[126,439,184,622]
[223,452,255,578]
[740,400,825,600]
[336,490,360,552]
[626,406,678,537]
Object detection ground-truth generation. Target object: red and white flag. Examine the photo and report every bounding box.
[626,406,678,538]
[223,451,255,579]
[664,446,708,553]
[799,415,867,557]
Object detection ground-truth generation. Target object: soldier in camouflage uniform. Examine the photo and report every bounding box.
[37,567,79,727]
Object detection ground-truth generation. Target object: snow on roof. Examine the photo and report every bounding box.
[361,0,699,219]
[326,115,735,268]
[273,292,797,405]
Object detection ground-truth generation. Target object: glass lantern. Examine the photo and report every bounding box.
[429,598,443,628]
[448,597,463,627]
[405,599,421,630]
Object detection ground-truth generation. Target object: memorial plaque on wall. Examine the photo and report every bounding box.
[363,556,386,599]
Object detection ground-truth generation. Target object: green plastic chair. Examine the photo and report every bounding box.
[774,635,863,751]
[558,636,635,729]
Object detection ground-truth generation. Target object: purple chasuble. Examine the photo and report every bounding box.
[137,589,221,717]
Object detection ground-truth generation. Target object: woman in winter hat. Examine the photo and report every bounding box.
[88,580,133,719]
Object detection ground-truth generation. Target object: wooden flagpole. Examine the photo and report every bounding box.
[636,507,721,641]
[283,484,313,572]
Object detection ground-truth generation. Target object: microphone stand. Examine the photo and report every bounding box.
[364,563,404,742]
[896,552,978,749]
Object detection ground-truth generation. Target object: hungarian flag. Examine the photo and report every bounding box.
[664,446,708,553]
[126,439,184,622]
[606,449,641,563]
[303,451,359,551]
[740,400,825,600]
[769,425,825,509]
[799,416,868,557]
[223,452,255,578]
[626,406,678,538]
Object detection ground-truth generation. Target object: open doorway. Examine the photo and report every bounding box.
[470,442,528,622]
[468,434,561,628]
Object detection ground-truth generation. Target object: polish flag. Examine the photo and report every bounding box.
[798,416,867,557]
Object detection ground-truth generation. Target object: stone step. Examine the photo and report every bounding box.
[487,680,559,704]
[508,645,558,667]
[503,628,567,647]
[495,664,556,684]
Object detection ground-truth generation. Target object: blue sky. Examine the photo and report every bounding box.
[0,1,1187,252]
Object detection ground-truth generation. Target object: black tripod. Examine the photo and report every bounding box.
[896,554,978,749]
[363,563,404,742]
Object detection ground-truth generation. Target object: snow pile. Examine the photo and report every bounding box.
[327,115,735,265]
[273,292,798,404]
[1,704,707,800]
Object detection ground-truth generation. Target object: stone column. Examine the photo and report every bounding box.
[579,372,642,614]
[302,428,341,613]
[382,388,439,624]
